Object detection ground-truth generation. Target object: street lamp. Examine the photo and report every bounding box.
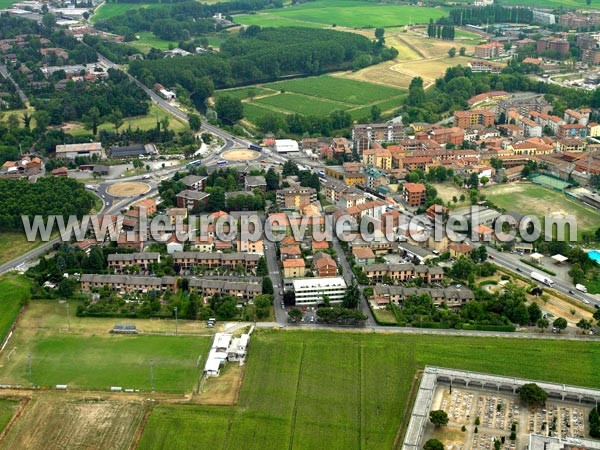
[66,302,70,332]
[150,359,154,392]
[174,307,178,336]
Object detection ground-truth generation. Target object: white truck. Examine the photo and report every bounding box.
[530,271,554,287]
[575,283,588,293]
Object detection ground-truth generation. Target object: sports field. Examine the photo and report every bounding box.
[483,182,600,235]
[0,330,210,392]
[217,75,405,123]
[137,330,600,450]
[234,0,447,28]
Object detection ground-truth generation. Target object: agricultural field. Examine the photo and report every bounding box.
[0,232,48,268]
[0,329,210,392]
[0,395,145,450]
[483,182,600,235]
[136,330,600,450]
[234,0,447,28]
[0,274,29,344]
[129,31,177,53]
[0,398,19,434]
[217,75,405,123]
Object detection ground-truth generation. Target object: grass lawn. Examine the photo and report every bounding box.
[0,399,19,434]
[0,274,30,343]
[235,0,447,28]
[69,105,187,136]
[128,31,177,53]
[215,86,275,101]
[483,182,600,236]
[431,182,466,206]
[242,102,284,122]
[372,307,397,324]
[0,0,17,8]
[137,330,600,450]
[0,330,210,392]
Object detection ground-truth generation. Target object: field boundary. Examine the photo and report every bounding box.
[128,403,153,450]
[0,397,30,445]
[288,342,306,450]
[392,369,423,450]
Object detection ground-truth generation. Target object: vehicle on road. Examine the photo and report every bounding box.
[217,160,228,166]
[488,255,494,259]
[530,271,554,287]
[248,143,262,151]
[575,283,588,293]
[142,174,151,179]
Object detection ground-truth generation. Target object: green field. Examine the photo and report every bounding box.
[0,399,19,434]
[0,0,18,9]
[265,75,404,105]
[129,31,177,53]
[0,331,210,392]
[234,0,447,28]
[91,3,160,22]
[483,182,600,235]
[137,330,600,450]
[0,232,48,268]
[0,275,28,344]
[218,74,405,123]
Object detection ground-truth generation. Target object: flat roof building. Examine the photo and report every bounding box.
[292,277,347,305]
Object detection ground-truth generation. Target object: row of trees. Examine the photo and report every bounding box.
[449,5,534,26]
[427,20,455,41]
[254,109,354,136]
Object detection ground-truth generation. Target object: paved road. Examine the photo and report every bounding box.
[485,246,600,309]
[0,63,29,105]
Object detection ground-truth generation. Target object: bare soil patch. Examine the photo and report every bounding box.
[106,181,151,197]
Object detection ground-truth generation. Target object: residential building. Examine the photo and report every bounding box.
[454,110,496,129]
[352,122,405,153]
[429,127,464,146]
[468,60,502,74]
[363,263,444,284]
[371,285,474,308]
[180,175,207,191]
[80,274,177,293]
[352,247,376,265]
[474,42,503,58]
[188,278,261,301]
[171,252,260,271]
[558,123,587,140]
[55,142,102,160]
[313,252,337,277]
[283,258,306,278]
[276,187,317,209]
[107,252,160,272]
[166,208,187,225]
[245,175,267,192]
[292,277,347,305]
[402,183,427,207]
[176,190,210,210]
[193,235,214,252]
[537,37,570,56]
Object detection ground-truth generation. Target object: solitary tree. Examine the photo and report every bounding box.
[577,318,593,334]
[536,318,549,333]
[448,47,456,58]
[519,383,548,408]
[553,317,568,333]
[188,113,202,132]
[288,307,302,322]
[459,46,466,56]
[262,276,273,295]
[429,410,449,427]
[424,439,444,450]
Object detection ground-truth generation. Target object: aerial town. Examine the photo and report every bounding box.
[0,0,599,448]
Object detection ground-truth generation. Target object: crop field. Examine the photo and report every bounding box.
[0,396,145,450]
[483,182,600,235]
[0,329,210,392]
[234,0,447,28]
[91,3,160,22]
[137,330,600,450]
[218,75,405,123]
[265,75,405,105]
[0,275,28,344]
[0,398,19,434]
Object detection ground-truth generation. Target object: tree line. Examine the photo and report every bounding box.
[449,5,533,26]
[427,20,455,41]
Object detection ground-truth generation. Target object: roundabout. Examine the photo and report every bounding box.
[106,181,151,198]
[221,149,261,162]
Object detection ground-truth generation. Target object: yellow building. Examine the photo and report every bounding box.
[588,122,600,137]
[282,258,306,278]
[344,173,366,186]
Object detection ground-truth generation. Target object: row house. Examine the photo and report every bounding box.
[188,278,261,302]
[171,252,260,271]
[350,237,397,255]
[363,263,444,284]
[371,285,474,308]
[529,111,564,134]
[80,274,177,293]
[107,252,161,272]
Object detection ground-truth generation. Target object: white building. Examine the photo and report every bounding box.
[275,139,300,153]
[55,142,103,160]
[292,277,347,305]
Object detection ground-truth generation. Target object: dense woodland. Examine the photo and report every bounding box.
[0,177,96,231]
[129,26,396,107]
